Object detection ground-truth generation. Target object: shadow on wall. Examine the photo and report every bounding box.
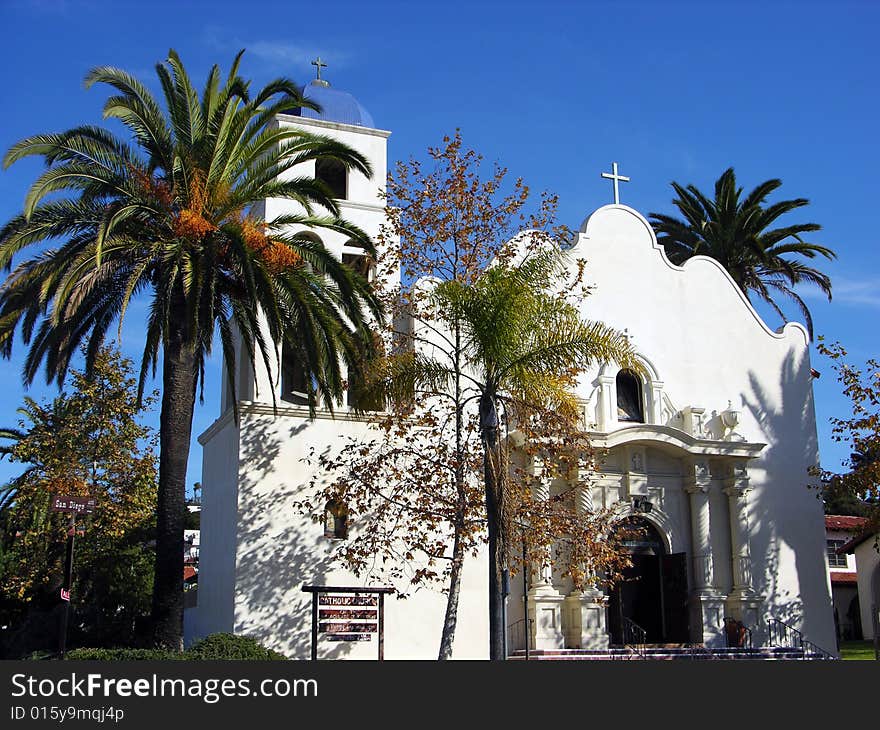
[233,414,354,660]
[744,348,835,651]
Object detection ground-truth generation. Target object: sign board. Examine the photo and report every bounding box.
[60,588,70,602]
[302,585,395,660]
[317,593,379,641]
[51,495,96,514]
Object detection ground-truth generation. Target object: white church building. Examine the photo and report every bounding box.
[186,73,837,659]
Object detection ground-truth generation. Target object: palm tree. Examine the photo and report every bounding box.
[0,50,383,648]
[420,249,638,659]
[649,168,835,337]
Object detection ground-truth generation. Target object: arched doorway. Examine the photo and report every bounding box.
[607,517,690,644]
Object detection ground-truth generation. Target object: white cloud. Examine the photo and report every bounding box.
[806,276,880,309]
[202,26,351,72]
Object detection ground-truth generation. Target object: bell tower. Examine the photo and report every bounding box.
[219,63,392,413]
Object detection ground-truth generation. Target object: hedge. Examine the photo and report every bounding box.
[63,633,286,661]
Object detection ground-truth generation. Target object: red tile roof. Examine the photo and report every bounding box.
[841,530,879,554]
[825,515,868,531]
[830,572,858,585]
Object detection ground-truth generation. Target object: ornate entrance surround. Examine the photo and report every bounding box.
[524,423,766,651]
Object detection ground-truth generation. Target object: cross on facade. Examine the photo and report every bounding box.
[311,57,327,82]
[601,161,630,205]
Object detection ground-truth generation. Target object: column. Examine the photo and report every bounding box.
[684,458,726,647]
[563,472,609,650]
[684,460,714,592]
[526,456,565,650]
[596,375,616,432]
[648,380,664,425]
[722,460,762,638]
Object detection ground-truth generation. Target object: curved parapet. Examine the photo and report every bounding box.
[574,204,809,347]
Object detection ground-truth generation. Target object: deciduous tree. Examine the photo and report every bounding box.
[0,347,158,656]
[303,133,636,660]
[809,338,880,536]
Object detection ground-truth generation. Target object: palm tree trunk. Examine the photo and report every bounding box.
[480,390,505,661]
[437,527,465,660]
[152,324,197,650]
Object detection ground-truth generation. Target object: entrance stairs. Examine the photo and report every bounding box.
[508,642,833,660]
[506,618,836,660]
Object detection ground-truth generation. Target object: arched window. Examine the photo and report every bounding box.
[316,158,347,200]
[324,500,349,539]
[616,369,644,423]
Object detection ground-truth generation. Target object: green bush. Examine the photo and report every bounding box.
[63,633,286,661]
[186,633,287,660]
[64,648,182,661]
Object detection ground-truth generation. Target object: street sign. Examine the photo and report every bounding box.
[60,588,70,602]
[50,495,96,514]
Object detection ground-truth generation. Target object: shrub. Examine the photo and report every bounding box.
[185,633,286,660]
[64,648,182,661]
[62,633,285,660]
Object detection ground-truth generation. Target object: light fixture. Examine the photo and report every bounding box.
[632,496,654,514]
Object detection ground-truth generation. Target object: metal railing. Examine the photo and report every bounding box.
[723,616,753,650]
[507,618,533,657]
[621,617,647,659]
[767,617,802,649]
[767,618,836,660]
[801,638,836,661]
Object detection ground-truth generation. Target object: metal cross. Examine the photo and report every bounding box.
[311,57,327,81]
[601,161,630,204]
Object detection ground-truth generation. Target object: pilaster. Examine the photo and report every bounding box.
[722,459,761,640]
[683,459,715,593]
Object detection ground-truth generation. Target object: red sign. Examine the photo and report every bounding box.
[319,595,377,607]
[60,588,70,602]
[51,495,96,514]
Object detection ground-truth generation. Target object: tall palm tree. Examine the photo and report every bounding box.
[421,249,638,659]
[649,168,835,337]
[0,50,382,648]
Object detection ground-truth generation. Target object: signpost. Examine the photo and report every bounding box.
[51,494,95,658]
[302,585,395,660]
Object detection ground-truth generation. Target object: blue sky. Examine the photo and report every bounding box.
[0,0,878,492]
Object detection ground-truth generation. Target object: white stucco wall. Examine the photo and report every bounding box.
[566,205,835,650]
[853,536,880,641]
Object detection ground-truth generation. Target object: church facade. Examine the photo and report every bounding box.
[187,77,836,658]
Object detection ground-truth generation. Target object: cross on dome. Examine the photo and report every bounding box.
[311,57,329,87]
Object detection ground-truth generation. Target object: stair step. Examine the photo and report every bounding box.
[507,646,823,661]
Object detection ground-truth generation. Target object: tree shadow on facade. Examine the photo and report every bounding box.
[744,348,835,650]
[232,414,355,660]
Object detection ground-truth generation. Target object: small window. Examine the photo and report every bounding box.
[324,500,349,540]
[346,332,385,412]
[316,158,347,200]
[281,342,311,406]
[342,252,374,282]
[616,369,644,423]
[827,539,848,568]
